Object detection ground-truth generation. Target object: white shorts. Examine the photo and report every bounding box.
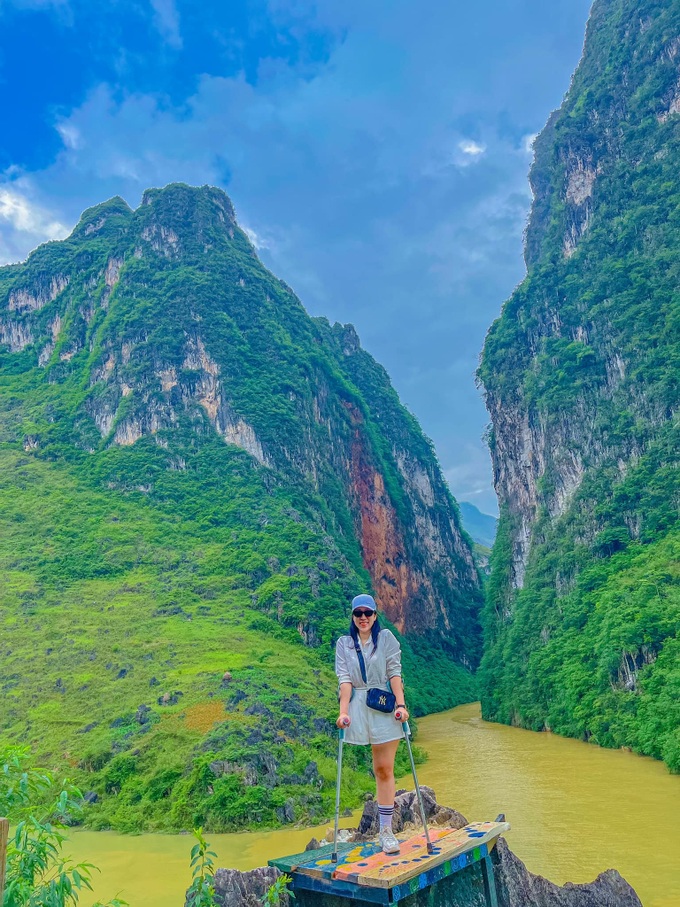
[344,689,406,746]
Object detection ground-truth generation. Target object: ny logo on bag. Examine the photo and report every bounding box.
[379,695,386,706]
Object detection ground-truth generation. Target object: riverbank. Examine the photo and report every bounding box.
[70,702,680,907]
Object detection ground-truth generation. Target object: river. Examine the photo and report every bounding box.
[71,702,680,907]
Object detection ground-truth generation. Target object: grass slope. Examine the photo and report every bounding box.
[0,439,477,833]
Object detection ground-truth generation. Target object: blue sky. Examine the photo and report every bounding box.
[0,0,593,514]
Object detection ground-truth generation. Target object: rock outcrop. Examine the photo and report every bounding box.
[493,839,641,907]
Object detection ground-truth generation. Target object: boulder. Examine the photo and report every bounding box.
[358,785,445,835]
[276,799,296,824]
[203,866,286,907]
[135,704,152,724]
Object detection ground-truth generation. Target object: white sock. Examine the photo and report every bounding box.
[378,803,394,831]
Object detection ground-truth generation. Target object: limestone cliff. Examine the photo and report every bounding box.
[0,184,480,656]
[478,0,680,768]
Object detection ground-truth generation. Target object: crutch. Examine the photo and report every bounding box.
[332,725,346,862]
[402,721,434,854]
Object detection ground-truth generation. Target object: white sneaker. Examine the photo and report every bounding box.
[379,828,400,854]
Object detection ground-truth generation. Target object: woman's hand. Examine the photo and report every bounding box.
[336,713,351,728]
[395,707,409,722]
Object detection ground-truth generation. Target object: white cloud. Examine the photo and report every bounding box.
[522,132,538,154]
[242,222,283,254]
[242,226,266,250]
[56,122,81,150]
[443,442,498,516]
[149,0,182,49]
[458,139,486,158]
[0,184,70,265]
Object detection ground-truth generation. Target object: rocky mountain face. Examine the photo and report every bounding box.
[0,183,481,832]
[478,0,679,770]
[0,184,479,647]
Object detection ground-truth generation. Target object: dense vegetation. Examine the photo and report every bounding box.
[479,0,679,770]
[1,745,126,907]
[0,185,480,833]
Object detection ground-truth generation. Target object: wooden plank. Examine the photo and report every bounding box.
[292,870,391,904]
[389,843,490,904]
[295,841,381,880]
[357,823,507,889]
[269,841,355,873]
[297,827,456,883]
[330,827,456,883]
[481,853,499,907]
[350,822,510,889]
[0,817,9,902]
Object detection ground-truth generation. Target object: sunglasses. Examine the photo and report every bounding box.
[353,609,375,618]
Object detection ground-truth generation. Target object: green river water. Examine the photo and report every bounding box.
[70,702,680,907]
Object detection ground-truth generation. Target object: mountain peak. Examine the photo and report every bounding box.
[134,183,238,257]
[69,184,239,252]
[72,195,133,239]
[0,182,481,647]
[140,182,234,215]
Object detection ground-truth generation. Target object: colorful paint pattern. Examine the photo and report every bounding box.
[335,823,508,889]
[284,821,509,890]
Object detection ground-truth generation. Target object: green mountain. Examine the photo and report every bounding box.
[0,184,482,832]
[458,502,498,549]
[479,0,680,771]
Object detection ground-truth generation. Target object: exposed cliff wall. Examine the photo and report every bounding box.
[478,0,680,769]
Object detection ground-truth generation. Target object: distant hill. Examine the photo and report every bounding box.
[458,501,498,549]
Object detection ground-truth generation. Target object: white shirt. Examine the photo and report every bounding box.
[335,628,402,690]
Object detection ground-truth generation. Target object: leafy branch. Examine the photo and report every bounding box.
[1,745,126,907]
[185,828,217,907]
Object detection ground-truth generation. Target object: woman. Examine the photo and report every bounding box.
[335,593,410,854]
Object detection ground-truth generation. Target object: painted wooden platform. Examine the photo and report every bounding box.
[270,820,510,905]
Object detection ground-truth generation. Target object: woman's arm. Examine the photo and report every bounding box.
[337,681,352,727]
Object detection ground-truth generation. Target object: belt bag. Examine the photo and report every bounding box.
[354,638,396,714]
[366,687,396,713]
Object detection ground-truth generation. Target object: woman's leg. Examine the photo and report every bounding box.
[372,739,400,850]
[372,739,400,805]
